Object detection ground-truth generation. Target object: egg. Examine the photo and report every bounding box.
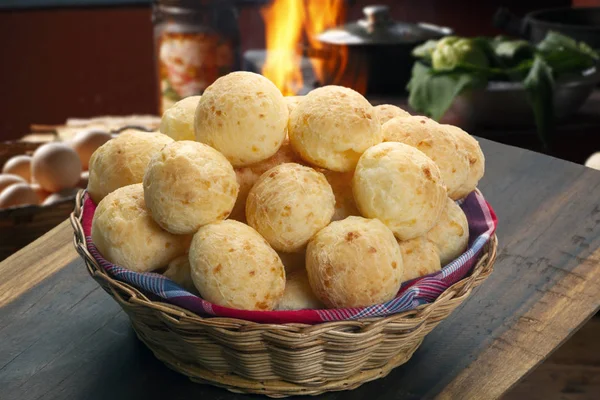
[29,183,51,203]
[42,187,80,206]
[32,143,82,193]
[0,174,26,194]
[0,183,40,209]
[2,155,32,182]
[71,129,112,170]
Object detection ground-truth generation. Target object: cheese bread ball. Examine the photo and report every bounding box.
[230,139,301,222]
[353,142,446,241]
[306,216,403,308]
[2,155,32,182]
[426,198,469,266]
[323,170,360,222]
[246,163,335,252]
[87,130,173,204]
[374,104,410,125]
[382,116,469,200]
[189,220,285,310]
[91,184,190,272]
[398,237,441,282]
[285,96,303,113]
[276,266,323,310]
[143,141,238,235]
[288,85,382,172]
[444,124,485,199]
[163,255,197,293]
[159,95,201,141]
[194,71,288,167]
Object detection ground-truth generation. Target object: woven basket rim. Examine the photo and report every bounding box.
[70,189,497,329]
[0,195,75,214]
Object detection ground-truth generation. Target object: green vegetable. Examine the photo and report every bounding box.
[407,31,599,148]
[523,55,555,149]
[537,31,599,75]
[407,62,485,121]
[494,39,534,66]
[411,39,439,62]
[431,37,489,71]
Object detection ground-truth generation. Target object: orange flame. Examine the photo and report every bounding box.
[305,0,347,86]
[261,0,367,95]
[260,0,305,96]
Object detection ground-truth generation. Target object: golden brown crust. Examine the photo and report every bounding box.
[353,142,446,241]
[383,116,470,199]
[189,220,285,310]
[91,184,190,272]
[143,141,238,235]
[306,216,403,308]
[288,86,382,172]
[87,130,173,204]
[194,72,288,167]
[246,163,335,252]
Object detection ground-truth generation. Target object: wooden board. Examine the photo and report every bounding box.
[505,318,600,400]
[1,138,599,400]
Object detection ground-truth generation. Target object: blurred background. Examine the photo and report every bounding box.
[1,1,598,154]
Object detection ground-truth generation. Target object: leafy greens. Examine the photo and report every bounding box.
[407,31,599,148]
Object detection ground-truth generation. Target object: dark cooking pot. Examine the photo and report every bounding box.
[494,7,600,49]
[315,5,452,95]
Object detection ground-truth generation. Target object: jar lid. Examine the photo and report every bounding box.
[316,5,453,46]
[155,0,266,7]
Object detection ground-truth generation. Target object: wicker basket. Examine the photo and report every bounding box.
[0,140,76,260]
[70,190,498,397]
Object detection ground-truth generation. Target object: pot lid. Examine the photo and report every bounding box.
[317,5,453,46]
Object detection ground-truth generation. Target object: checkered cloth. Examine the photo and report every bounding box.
[81,190,497,324]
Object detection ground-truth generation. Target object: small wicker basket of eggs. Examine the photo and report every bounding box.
[0,130,119,259]
[71,71,497,397]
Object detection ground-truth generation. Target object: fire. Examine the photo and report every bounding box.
[261,0,366,95]
[305,0,347,86]
[260,0,305,96]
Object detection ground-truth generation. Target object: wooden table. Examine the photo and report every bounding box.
[1,138,599,400]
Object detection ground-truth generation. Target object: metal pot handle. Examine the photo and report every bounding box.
[493,8,530,38]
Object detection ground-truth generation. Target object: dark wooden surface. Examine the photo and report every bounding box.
[1,138,600,400]
[504,317,600,400]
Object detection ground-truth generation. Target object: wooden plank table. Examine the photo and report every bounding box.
[1,138,599,400]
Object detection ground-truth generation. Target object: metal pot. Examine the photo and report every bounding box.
[315,5,452,95]
[493,7,600,49]
[446,67,600,130]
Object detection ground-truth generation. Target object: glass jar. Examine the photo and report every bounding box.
[152,0,241,114]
